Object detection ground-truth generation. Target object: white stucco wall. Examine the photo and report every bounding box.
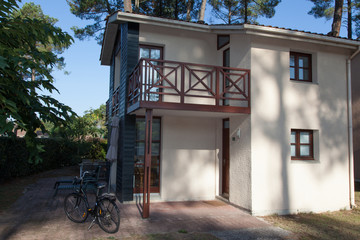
[139,24,217,65]
[229,115,252,210]
[160,116,219,201]
[250,37,351,215]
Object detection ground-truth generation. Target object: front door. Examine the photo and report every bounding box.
[222,119,230,198]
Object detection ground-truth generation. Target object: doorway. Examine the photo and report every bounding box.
[222,118,230,198]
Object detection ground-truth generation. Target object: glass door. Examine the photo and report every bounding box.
[134,117,161,193]
[139,45,163,102]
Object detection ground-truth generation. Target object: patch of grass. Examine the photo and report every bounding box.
[118,232,218,240]
[178,229,188,234]
[0,166,78,213]
[264,188,360,240]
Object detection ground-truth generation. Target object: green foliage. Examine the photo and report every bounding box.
[67,0,202,44]
[0,0,75,163]
[209,0,281,24]
[86,139,107,160]
[354,0,360,38]
[67,0,123,44]
[12,2,58,24]
[0,136,108,181]
[48,104,107,141]
[83,104,107,139]
[308,0,360,39]
[308,0,334,20]
[0,137,77,181]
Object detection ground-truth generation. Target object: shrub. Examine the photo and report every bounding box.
[0,137,107,181]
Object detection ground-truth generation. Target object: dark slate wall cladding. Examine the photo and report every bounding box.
[116,22,139,202]
[108,52,115,118]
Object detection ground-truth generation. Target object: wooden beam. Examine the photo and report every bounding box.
[142,109,153,218]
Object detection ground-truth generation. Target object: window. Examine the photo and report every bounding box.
[290,52,312,82]
[139,45,163,60]
[134,117,161,193]
[217,35,230,50]
[291,129,314,160]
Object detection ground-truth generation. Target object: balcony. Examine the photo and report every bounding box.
[126,58,251,114]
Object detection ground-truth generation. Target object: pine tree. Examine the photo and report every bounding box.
[308,0,360,39]
[68,0,202,44]
[209,0,280,24]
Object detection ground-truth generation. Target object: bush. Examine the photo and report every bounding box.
[85,138,107,161]
[0,137,108,181]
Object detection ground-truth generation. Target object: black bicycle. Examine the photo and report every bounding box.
[64,172,120,233]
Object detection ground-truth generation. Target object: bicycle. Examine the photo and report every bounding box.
[63,171,120,233]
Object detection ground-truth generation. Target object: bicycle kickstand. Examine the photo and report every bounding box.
[88,217,97,230]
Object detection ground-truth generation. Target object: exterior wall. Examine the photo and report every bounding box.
[352,54,360,181]
[229,115,252,210]
[116,22,138,201]
[250,37,351,215]
[160,116,219,201]
[139,25,217,65]
[229,34,252,70]
[109,20,353,213]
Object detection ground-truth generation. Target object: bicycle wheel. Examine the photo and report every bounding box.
[64,193,88,223]
[97,198,120,233]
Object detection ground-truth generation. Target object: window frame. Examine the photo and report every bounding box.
[291,129,314,160]
[139,44,163,60]
[290,52,312,82]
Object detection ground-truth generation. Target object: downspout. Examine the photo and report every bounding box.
[347,46,360,208]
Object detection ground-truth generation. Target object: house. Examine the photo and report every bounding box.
[352,53,360,183]
[100,12,360,217]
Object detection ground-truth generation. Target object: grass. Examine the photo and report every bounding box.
[0,166,78,213]
[93,232,219,240]
[264,183,360,240]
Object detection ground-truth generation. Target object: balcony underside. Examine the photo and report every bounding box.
[127,101,251,115]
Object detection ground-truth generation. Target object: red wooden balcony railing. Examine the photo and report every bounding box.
[126,58,251,114]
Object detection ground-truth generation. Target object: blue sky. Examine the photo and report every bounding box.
[20,0,342,116]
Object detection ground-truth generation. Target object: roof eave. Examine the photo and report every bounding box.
[242,24,360,49]
[100,12,360,65]
[100,14,119,66]
[110,11,211,32]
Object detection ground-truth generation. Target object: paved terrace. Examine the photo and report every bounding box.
[0,170,292,240]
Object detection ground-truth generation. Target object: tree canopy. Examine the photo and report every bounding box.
[209,0,281,24]
[49,104,107,141]
[0,0,75,163]
[308,0,360,39]
[67,0,205,44]
[67,0,123,44]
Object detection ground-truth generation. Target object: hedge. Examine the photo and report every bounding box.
[0,137,107,181]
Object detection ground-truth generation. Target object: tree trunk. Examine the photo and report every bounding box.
[174,0,179,19]
[186,0,193,21]
[124,0,132,13]
[331,0,344,36]
[135,0,139,13]
[198,0,207,23]
[244,0,248,23]
[32,68,35,81]
[348,0,352,39]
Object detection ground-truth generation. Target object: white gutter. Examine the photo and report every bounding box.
[348,46,360,208]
